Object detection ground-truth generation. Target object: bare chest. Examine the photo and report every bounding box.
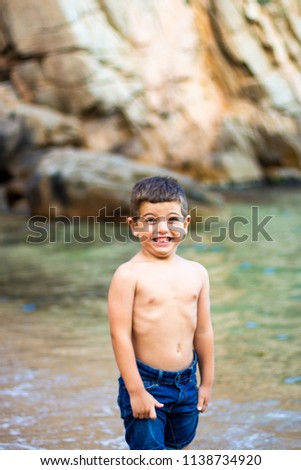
[134,268,201,309]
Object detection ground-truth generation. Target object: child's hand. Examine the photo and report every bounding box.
[130,389,164,420]
[197,385,211,413]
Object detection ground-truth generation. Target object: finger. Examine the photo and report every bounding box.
[149,407,157,420]
[154,400,164,408]
[197,400,204,412]
[199,399,208,413]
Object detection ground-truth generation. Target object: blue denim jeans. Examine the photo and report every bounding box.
[117,352,199,450]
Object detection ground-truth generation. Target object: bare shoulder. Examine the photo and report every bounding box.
[111,259,137,284]
[108,260,138,305]
[178,256,209,280]
[196,261,209,281]
[177,258,209,294]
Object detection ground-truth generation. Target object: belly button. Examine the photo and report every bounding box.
[176,343,181,353]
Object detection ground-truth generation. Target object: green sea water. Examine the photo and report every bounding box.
[0,187,300,449]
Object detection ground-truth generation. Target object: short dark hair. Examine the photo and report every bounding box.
[130,176,188,217]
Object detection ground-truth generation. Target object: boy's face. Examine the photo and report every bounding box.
[129,201,190,259]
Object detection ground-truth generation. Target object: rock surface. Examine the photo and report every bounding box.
[27,148,218,218]
[0,0,301,214]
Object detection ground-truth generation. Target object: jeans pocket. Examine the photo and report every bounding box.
[118,384,132,419]
[141,377,158,391]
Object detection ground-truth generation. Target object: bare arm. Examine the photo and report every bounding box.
[108,264,163,419]
[193,267,214,412]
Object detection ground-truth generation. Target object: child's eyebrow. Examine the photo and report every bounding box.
[140,212,157,217]
[140,211,183,217]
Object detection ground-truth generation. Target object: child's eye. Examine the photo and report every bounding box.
[168,216,182,224]
[145,217,157,224]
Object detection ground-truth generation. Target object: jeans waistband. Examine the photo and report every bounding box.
[136,351,197,384]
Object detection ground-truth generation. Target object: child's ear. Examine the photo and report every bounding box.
[183,215,191,234]
[128,216,140,237]
[127,216,134,229]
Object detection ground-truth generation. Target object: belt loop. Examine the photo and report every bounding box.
[158,370,163,383]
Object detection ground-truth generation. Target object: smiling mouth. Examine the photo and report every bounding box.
[152,237,173,243]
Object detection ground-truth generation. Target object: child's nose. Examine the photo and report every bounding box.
[157,218,169,233]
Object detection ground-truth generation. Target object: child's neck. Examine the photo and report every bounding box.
[139,249,178,262]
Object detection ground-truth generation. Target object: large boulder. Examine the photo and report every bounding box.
[0,82,84,149]
[210,100,301,184]
[27,148,219,218]
[0,115,28,177]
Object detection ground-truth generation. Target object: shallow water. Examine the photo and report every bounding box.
[0,187,300,449]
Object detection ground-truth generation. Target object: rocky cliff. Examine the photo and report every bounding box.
[0,0,301,215]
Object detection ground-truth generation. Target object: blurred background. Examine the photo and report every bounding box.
[0,0,300,450]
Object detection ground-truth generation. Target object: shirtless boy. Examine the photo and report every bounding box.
[108,176,214,450]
